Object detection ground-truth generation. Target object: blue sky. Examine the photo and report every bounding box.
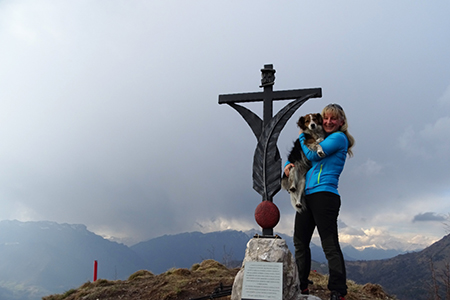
[1,0,450,250]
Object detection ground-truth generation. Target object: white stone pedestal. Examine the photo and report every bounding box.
[231,236,310,300]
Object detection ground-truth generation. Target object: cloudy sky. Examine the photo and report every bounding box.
[1,1,449,250]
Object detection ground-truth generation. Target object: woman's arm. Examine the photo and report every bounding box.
[299,132,347,161]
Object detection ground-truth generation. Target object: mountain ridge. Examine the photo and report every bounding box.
[0,219,440,300]
[346,233,450,300]
[0,220,145,300]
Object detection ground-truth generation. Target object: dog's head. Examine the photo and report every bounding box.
[297,113,323,131]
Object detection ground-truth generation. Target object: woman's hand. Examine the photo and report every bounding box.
[284,163,294,177]
[299,128,303,135]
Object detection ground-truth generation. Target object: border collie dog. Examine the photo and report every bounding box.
[282,113,326,213]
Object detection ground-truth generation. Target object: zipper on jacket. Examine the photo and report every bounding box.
[317,164,323,184]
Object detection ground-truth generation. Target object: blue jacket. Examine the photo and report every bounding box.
[294,131,348,196]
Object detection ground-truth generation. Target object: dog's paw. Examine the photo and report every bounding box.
[295,203,303,213]
[316,137,324,143]
[317,149,326,157]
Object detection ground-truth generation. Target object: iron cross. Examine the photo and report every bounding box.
[219,64,322,205]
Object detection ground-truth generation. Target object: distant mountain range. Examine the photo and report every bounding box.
[0,220,145,300]
[347,233,450,300]
[0,220,444,300]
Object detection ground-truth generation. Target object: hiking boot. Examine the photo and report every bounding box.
[330,291,345,300]
[301,288,309,295]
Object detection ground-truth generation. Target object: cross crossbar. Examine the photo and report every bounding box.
[218,88,322,104]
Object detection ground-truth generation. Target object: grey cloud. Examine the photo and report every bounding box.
[341,227,366,237]
[412,212,446,223]
[1,1,450,247]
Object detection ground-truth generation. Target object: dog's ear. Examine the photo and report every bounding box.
[315,113,323,125]
[297,116,306,129]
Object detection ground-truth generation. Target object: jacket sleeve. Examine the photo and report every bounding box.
[299,132,347,161]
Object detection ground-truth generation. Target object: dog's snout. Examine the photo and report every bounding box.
[310,123,316,129]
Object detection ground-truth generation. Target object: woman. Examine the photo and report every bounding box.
[284,103,355,300]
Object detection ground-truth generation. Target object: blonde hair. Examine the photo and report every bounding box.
[322,104,355,157]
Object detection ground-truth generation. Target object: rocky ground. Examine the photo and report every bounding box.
[43,259,397,300]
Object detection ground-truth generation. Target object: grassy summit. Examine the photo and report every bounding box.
[43,259,396,300]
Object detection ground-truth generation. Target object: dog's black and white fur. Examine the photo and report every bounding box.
[281,113,326,213]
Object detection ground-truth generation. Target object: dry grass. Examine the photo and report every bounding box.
[307,271,397,300]
[43,260,397,300]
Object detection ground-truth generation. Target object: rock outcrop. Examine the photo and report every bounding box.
[231,236,320,300]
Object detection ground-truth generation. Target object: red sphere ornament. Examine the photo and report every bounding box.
[254,200,280,229]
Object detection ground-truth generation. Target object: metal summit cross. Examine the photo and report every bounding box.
[219,64,322,236]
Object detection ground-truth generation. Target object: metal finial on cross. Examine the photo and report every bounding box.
[219,64,322,236]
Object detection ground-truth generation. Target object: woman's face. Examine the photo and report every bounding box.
[322,112,344,133]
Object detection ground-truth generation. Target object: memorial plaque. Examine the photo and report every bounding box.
[242,261,283,300]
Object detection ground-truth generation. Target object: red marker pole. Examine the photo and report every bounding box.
[93,260,98,282]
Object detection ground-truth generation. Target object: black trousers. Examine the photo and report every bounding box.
[293,192,347,295]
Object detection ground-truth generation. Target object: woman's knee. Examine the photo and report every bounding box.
[293,234,309,251]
